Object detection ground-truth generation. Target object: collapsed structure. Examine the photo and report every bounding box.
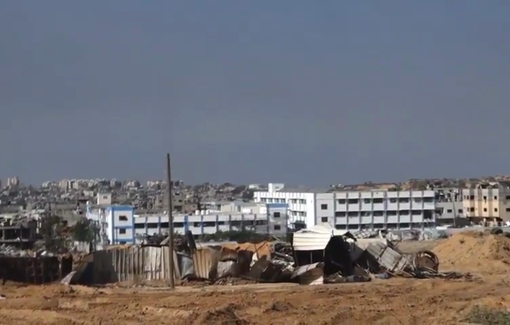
[61,225,465,286]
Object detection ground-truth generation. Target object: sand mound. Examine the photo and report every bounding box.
[433,232,510,274]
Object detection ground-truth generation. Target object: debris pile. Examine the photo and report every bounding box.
[162,226,467,286]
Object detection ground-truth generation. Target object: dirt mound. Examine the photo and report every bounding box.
[433,232,510,274]
[191,303,249,325]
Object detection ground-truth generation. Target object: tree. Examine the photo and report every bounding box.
[40,214,69,253]
[72,217,100,244]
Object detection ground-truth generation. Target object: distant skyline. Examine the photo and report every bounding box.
[2,1,510,186]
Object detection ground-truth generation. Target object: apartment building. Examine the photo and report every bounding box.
[462,182,510,221]
[315,190,435,230]
[254,183,327,228]
[134,203,288,241]
[87,202,289,245]
[434,188,466,226]
[86,204,135,246]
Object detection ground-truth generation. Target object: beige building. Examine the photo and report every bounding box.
[462,182,510,221]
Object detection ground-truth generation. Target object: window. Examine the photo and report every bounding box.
[321,217,328,223]
[119,229,126,234]
[506,196,510,200]
[484,208,487,212]
[495,208,498,212]
[373,198,384,204]
[483,196,487,200]
[494,196,498,200]
[300,199,306,204]
[363,199,371,204]
[274,225,281,231]
[470,195,475,200]
[458,209,463,214]
[119,215,128,221]
[389,198,397,203]
[470,207,475,212]
[337,199,346,204]
[447,209,453,213]
[273,212,281,218]
[119,241,126,245]
[507,208,510,212]
[335,212,346,217]
[102,195,108,199]
[347,199,359,204]
[399,198,409,203]
[321,204,328,210]
[411,210,422,215]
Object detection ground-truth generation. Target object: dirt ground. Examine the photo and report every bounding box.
[1,234,510,325]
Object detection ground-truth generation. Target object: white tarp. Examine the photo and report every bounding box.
[292,225,349,251]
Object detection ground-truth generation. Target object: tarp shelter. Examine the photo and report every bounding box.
[292,225,349,251]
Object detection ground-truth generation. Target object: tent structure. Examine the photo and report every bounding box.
[292,225,349,251]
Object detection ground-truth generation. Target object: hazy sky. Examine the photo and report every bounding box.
[1,1,510,186]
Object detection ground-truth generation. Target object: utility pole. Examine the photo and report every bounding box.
[166,153,175,288]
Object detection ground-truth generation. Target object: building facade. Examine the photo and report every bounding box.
[315,190,435,230]
[133,203,289,242]
[254,183,319,228]
[434,188,464,225]
[462,182,510,221]
[96,192,112,205]
[86,204,135,246]
[87,202,289,245]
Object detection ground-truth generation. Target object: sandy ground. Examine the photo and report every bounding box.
[0,234,509,324]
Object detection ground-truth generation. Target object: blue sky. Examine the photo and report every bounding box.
[1,1,510,185]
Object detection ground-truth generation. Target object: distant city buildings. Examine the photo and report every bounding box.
[6,177,20,188]
[6,176,510,237]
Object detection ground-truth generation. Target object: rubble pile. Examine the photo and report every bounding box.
[165,226,467,286]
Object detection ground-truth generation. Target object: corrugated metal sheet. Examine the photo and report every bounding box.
[293,226,350,251]
[90,246,180,283]
[291,263,324,285]
[293,232,332,251]
[349,239,389,261]
[87,245,254,284]
[365,242,409,272]
[192,247,219,280]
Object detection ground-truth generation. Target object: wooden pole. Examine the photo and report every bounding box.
[166,153,175,288]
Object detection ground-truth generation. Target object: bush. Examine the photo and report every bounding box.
[464,305,510,324]
[201,230,270,243]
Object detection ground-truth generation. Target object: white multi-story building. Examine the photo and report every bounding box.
[133,202,289,242]
[315,190,435,230]
[87,202,289,245]
[86,204,135,246]
[254,183,323,228]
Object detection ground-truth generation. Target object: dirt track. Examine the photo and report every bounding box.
[1,235,510,324]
